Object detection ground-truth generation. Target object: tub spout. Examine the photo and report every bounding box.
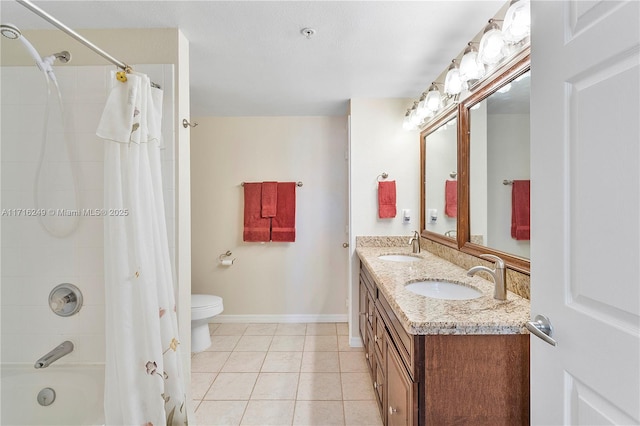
[34,341,74,369]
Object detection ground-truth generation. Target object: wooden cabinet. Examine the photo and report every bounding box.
[386,334,416,426]
[359,264,419,426]
[358,262,529,426]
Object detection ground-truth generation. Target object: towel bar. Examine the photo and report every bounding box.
[241,181,303,187]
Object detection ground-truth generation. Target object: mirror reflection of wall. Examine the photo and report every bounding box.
[470,70,530,259]
[425,116,457,237]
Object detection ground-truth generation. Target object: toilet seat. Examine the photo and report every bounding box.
[191,294,223,320]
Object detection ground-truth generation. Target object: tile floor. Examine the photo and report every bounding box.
[191,322,383,426]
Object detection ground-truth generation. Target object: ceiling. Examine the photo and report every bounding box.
[1,1,506,116]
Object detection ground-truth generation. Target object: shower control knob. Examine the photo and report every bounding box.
[49,283,83,317]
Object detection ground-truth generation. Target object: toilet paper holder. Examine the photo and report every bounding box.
[218,250,235,266]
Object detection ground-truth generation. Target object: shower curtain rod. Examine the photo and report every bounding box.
[16,0,163,89]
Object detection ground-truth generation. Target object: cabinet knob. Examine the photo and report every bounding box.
[389,406,398,415]
[373,381,377,389]
[374,335,378,342]
[365,353,369,360]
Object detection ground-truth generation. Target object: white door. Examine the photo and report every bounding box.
[530,1,639,425]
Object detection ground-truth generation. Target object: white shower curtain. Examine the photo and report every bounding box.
[97,72,188,425]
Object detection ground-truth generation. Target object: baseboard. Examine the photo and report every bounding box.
[349,336,364,347]
[211,314,349,324]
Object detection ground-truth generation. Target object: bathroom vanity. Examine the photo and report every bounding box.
[357,246,530,426]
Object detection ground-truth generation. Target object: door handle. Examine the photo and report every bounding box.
[526,314,557,346]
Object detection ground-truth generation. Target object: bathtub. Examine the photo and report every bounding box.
[0,364,105,425]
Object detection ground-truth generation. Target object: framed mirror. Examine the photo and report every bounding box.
[420,108,458,248]
[459,55,531,273]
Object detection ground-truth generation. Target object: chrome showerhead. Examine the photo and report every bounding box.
[0,23,21,40]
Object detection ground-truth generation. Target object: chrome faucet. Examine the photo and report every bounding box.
[34,341,74,369]
[467,254,506,300]
[408,230,421,253]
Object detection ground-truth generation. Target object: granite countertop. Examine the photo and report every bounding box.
[356,246,530,335]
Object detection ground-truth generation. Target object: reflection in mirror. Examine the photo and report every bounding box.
[424,116,457,239]
[469,69,530,259]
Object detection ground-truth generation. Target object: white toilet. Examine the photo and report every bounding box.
[191,294,224,353]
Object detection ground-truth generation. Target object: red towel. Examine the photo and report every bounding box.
[271,182,296,242]
[243,183,271,242]
[261,181,278,217]
[378,181,396,218]
[511,180,530,241]
[444,180,457,218]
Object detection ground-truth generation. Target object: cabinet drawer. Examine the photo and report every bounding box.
[377,291,420,379]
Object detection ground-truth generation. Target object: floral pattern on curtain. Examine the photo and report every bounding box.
[97,71,188,425]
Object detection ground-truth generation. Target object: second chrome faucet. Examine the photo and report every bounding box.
[408,230,421,253]
[467,254,507,300]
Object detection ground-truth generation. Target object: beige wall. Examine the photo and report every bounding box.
[191,116,349,320]
[0,28,178,66]
[348,98,421,342]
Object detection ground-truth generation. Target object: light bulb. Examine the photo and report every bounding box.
[459,44,486,82]
[478,20,505,65]
[409,109,422,127]
[416,99,429,119]
[402,113,415,131]
[444,61,464,95]
[503,0,530,44]
[425,84,442,112]
[415,92,429,119]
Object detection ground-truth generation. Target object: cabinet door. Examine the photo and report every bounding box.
[358,281,368,341]
[374,358,386,418]
[365,327,375,375]
[386,336,417,426]
[366,290,375,330]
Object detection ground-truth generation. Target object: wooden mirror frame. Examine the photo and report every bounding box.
[420,50,531,275]
[459,53,531,274]
[419,105,459,249]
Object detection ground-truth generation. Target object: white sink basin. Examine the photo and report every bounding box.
[405,280,482,300]
[378,254,421,262]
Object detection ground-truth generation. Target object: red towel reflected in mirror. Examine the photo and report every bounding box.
[511,180,530,241]
[444,180,457,218]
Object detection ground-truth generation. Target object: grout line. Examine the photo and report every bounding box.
[193,322,376,426]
